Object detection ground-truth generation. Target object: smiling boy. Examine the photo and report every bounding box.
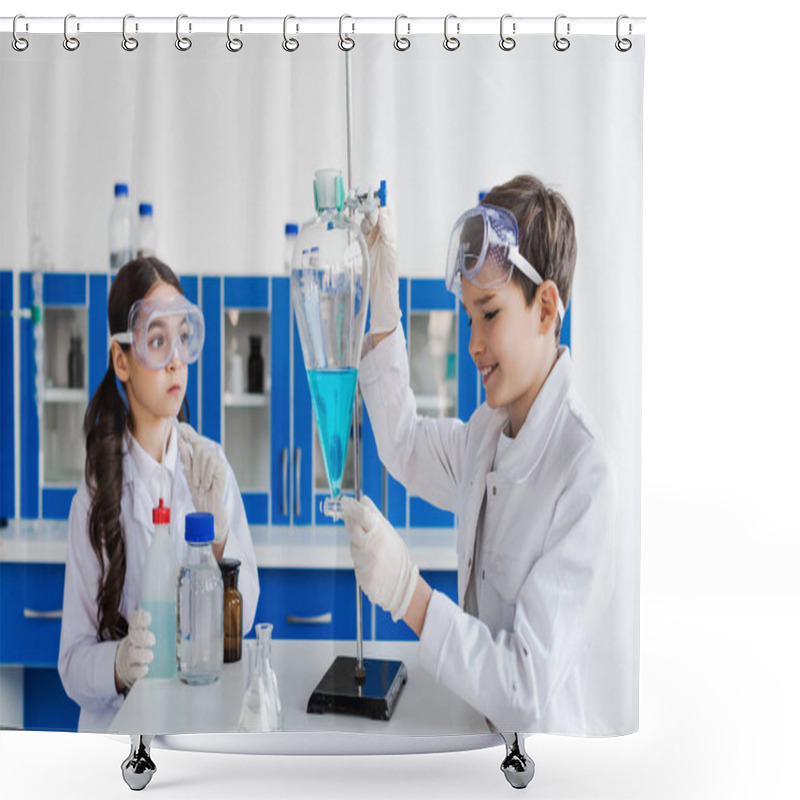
[342,175,620,736]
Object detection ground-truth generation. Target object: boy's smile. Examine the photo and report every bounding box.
[462,277,559,437]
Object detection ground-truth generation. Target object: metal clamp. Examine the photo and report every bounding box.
[122,14,138,51]
[63,14,80,52]
[499,14,516,51]
[443,14,460,51]
[615,15,633,52]
[12,15,29,52]
[175,14,192,51]
[294,448,302,517]
[225,15,243,52]
[553,14,571,52]
[281,447,289,517]
[283,15,299,52]
[394,15,411,51]
[339,14,355,51]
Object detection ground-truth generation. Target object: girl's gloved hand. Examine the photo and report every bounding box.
[361,205,401,335]
[114,609,155,691]
[341,495,419,622]
[176,422,229,546]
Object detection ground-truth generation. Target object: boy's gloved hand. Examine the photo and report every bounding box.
[115,609,155,691]
[341,495,419,622]
[361,205,401,335]
[176,422,229,545]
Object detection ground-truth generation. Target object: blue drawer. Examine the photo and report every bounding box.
[24,666,80,731]
[375,570,457,641]
[253,568,371,641]
[0,563,65,667]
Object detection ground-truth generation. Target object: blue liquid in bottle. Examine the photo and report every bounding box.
[307,368,358,498]
[141,599,177,679]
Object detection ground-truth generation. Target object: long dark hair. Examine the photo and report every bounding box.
[84,257,190,642]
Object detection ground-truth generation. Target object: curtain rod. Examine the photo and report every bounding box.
[1,16,646,37]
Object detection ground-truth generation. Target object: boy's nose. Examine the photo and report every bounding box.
[468,325,483,361]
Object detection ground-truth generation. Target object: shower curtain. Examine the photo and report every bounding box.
[0,20,643,750]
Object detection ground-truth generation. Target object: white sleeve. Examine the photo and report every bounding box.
[418,450,618,731]
[358,326,467,513]
[57,485,122,721]
[220,463,260,635]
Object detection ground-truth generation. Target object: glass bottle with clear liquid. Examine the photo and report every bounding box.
[238,623,283,731]
[177,512,223,685]
[290,169,369,519]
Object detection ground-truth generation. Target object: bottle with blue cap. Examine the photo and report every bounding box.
[283,222,299,274]
[109,183,132,272]
[136,202,156,259]
[177,512,224,685]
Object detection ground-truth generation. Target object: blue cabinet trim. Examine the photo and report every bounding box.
[224,276,269,309]
[42,273,85,306]
[42,488,77,520]
[410,278,455,311]
[1,272,14,518]
[242,492,269,526]
[200,277,221,442]
[19,275,38,518]
[88,274,108,399]
[271,278,291,526]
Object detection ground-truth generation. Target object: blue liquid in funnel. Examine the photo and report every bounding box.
[308,368,358,498]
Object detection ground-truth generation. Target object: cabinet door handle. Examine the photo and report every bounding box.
[281,447,289,517]
[285,612,332,625]
[23,608,63,619]
[294,447,302,518]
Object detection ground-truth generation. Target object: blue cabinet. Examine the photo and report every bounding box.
[375,570,458,641]
[0,271,14,522]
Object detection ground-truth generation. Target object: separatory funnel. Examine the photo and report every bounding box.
[290,169,369,519]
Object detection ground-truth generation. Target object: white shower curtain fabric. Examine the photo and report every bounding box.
[1,30,643,737]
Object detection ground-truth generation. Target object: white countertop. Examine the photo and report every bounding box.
[0,519,457,570]
[110,639,494,751]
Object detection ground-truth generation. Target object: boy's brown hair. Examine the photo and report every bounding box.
[481,174,577,339]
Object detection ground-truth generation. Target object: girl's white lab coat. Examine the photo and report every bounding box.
[359,328,630,735]
[58,430,259,732]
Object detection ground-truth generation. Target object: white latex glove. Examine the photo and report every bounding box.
[176,422,229,544]
[341,495,419,622]
[361,204,401,335]
[115,609,155,691]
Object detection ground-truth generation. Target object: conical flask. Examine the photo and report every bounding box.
[238,623,283,732]
[290,169,369,518]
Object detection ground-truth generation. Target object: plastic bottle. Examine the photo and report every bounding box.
[177,512,223,685]
[227,336,245,396]
[238,622,283,731]
[220,558,243,663]
[140,499,179,679]
[136,203,156,259]
[67,335,84,389]
[247,335,264,394]
[109,183,132,272]
[283,223,299,274]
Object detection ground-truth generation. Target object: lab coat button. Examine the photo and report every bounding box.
[492,486,497,496]
[481,569,485,580]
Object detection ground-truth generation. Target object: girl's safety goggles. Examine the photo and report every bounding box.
[445,203,565,319]
[110,295,205,370]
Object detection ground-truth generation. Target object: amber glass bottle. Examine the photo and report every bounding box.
[219,558,243,663]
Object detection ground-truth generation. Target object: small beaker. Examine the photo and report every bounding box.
[238,622,283,731]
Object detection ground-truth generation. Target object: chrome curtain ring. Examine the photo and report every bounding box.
[283,14,300,53]
[122,14,138,51]
[63,14,80,51]
[444,14,460,51]
[553,14,570,52]
[499,14,516,51]
[12,15,29,52]
[615,15,632,52]
[282,15,299,51]
[338,15,355,51]
[175,14,192,51]
[226,15,243,52]
[394,14,411,51]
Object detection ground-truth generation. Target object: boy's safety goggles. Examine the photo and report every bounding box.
[110,295,205,370]
[445,203,565,319]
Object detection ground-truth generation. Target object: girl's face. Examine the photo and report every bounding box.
[462,277,559,437]
[112,281,188,428]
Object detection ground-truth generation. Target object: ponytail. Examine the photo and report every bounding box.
[84,359,130,642]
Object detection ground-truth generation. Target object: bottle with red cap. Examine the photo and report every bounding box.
[140,499,179,679]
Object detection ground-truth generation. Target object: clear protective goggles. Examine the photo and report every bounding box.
[110,295,205,370]
[445,203,565,319]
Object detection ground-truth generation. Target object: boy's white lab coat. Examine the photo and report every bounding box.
[359,327,630,735]
[58,430,259,732]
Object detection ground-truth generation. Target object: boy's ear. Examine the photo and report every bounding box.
[111,341,131,383]
[537,280,560,334]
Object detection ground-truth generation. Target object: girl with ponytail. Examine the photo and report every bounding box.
[58,258,259,731]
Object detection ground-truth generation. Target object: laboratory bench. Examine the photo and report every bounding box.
[0,519,458,732]
[109,639,497,752]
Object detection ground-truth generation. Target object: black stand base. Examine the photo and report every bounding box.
[306,655,408,721]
